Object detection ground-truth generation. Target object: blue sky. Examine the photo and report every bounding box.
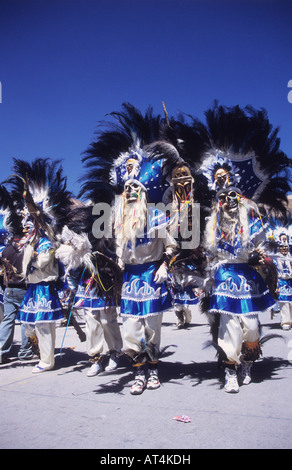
[0,0,292,198]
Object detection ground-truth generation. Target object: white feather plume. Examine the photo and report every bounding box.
[55,226,95,276]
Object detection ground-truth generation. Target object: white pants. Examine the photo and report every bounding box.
[78,307,123,358]
[25,322,56,369]
[218,314,260,365]
[122,314,163,363]
[279,301,292,327]
[174,304,192,324]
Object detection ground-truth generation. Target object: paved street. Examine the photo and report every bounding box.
[0,306,291,450]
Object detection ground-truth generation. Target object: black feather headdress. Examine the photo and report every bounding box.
[196,102,291,215]
[78,102,164,205]
[145,110,214,238]
[149,111,214,209]
[4,157,73,237]
[0,183,23,241]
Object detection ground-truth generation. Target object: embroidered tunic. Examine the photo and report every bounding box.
[117,211,177,318]
[18,237,63,324]
[208,215,275,316]
[273,254,292,302]
[169,262,202,307]
[74,283,108,310]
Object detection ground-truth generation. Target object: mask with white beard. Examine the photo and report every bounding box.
[205,188,255,252]
[115,179,148,256]
[219,190,239,217]
[213,190,240,247]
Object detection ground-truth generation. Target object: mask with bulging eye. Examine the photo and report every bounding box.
[124,181,143,203]
[171,165,193,203]
[21,207,35,232]
[279,244,289,256]
[125,158,139,177]
[218,190,239,214]
[214,168,230,189]
[279,233,288,246]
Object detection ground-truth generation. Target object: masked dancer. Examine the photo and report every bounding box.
[197,104,290,392]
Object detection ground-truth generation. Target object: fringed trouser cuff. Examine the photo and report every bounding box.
[241,341,262,362]
[223,360,238,370]
[89,353,102,364]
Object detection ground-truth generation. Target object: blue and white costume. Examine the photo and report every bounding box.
[74,282,108,310]
[122,261,171,317]
[84,305,122,373]
[208,216,274,317]
[18,237,63,324]
[54,224,123,375]
[210,262,273,316]
[197,104,290,392]
[118,208,175,320]
[115,186,177,366]
[169,261,203,328]
[172,281,200,307]
[74,280,123,371]
[205,202,275,367]
[18,235,63,371]
[274,256,292,303]
[118,228,176,364]
[108,131,181,392]
[266,224,292,329]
